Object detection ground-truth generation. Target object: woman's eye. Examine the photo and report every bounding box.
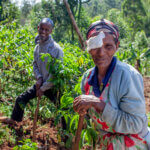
[106,45,113,50]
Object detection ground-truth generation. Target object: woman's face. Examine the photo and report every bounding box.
[89,33,119,68]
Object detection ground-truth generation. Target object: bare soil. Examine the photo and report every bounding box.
[0,118,69,150]
[144,76,150,113]
[0,77,150,150]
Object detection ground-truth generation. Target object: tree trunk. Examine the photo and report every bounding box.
[71,24,74,41]
[135,59,141,72]
[63,0,85,50]
[78,0,81,22]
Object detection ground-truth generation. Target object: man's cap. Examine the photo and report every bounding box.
[40,18,54,28]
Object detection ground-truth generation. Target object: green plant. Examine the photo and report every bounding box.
[40,42,99,148]
[13,139,38,150]
[147,113,150,127]
[0,124,16,145]
[0,16,150,149]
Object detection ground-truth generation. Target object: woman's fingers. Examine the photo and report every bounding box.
[73,101,82,112]
[74,102,89,114]
[74,96,81,103]
[73,100,84,112]
[79,109,87,116]
[73,95,92,113]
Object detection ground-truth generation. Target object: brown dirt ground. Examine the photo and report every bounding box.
[0,118,69,150]
[0,77,150,150]
[144,76,150,113]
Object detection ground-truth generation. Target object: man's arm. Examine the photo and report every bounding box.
[39,45,63,92]
[40,74,53,92]
[55,42,64,60]
[33,47,44,98]
[33,46,42,80]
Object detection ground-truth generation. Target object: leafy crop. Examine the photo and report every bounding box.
[13,139,38,150]
[40,43,97,148]
[0,123,16,145]
[0,21,97,148]
[0,20,150,149]
[148,113,150,127]
[0,21,36,101]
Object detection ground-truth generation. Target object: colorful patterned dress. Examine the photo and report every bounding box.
[81,57,149,149]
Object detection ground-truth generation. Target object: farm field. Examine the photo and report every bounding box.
[144,77,150,113]
[0,77,150,149]
[0,0,150,149]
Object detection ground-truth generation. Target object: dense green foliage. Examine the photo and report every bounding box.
[0,0,20,23]
[0,22,98,148]
[0,0,150,149]
[0,21,35,102]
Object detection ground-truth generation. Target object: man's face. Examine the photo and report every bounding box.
[38,23,52,42]
[89,32,119,68]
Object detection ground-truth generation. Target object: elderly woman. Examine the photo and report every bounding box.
[73,19,150,149]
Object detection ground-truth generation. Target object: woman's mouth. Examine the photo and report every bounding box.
[95,58,105,62]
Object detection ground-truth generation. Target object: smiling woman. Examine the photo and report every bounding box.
[73,19,150,149]
[89,32,119,70]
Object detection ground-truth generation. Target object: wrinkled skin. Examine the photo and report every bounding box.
[89,33,119,69]
[73,95,106,116]
[73,33,119,115]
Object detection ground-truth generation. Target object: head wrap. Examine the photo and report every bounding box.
[86,19,119,43]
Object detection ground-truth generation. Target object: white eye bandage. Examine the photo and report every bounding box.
[86,31,105,52]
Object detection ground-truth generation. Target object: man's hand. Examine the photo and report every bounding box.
[36,89,44,99]
[36,77,43,91]
[73,95,106,116]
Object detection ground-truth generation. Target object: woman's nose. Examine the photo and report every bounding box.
[96,47,105,56]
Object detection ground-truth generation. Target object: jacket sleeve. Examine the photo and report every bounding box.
[101,70,146,134]
[56,44,64,60]
[40,74,53,92]
[33,46,42,80]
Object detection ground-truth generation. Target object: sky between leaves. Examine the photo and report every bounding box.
[11,0,41,7]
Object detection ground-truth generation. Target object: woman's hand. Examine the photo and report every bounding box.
[73,95,106,116]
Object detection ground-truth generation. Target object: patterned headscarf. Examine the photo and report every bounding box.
[86,19,119,43]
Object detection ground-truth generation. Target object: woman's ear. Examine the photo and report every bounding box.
[49,28,52,34]
[116,41,120,49]
[37,25,40,32]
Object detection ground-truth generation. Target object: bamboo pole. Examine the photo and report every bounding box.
[32,97,41,142]
[72,115,84,150]
[63,0,86,50]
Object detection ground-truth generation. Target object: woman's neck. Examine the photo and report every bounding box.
[97,65,109,84]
